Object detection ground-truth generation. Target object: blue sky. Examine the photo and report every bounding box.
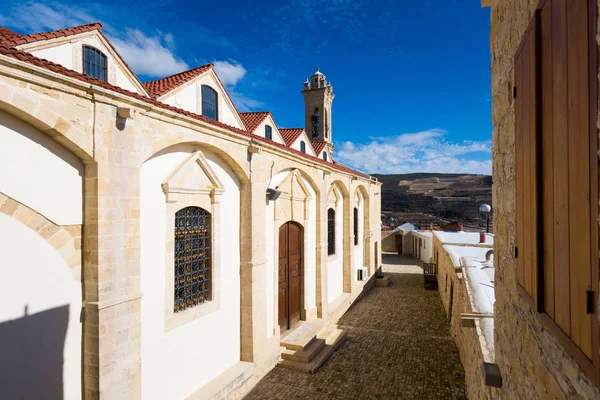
[0,0,492,175]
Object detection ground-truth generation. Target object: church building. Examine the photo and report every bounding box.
[0,22,381,399]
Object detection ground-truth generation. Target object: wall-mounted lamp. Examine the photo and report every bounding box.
[266,188,282,201]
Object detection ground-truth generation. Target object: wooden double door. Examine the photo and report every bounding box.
[278,222,303,333]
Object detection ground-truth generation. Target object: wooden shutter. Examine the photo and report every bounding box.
[520,0,596,362]
[514,10,541,307]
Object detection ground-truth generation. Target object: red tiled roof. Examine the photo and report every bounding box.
[0,44,370,179]
[279,128,304,146]
[239,111,270,133]
[143,64,214,98]
[0,23,103,47]
[0,26,25,47]
[311,140,327,155]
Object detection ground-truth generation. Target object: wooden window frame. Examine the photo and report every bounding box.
[82,45,107,82]
[515,0,600,383]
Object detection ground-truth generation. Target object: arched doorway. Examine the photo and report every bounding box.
[278,222,303,333]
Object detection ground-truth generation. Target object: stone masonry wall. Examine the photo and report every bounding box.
[490,0,600,398]
[433,235,500,400]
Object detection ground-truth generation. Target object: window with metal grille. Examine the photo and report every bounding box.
[265,125,272,140]
[327,208,335,255]
[201,85,218,121]
[83,46,107,82]
[323,152,327,161]
[354,207,359,246]
[300,141,306,153]
[174,206,211,312]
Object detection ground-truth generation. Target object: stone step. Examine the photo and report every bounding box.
[280,319,324,351]
[281,338,326,362]
[278,327,348,374]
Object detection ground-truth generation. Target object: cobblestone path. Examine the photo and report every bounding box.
[243,254,467,400]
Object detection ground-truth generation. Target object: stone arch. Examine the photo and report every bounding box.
[327,180,352,297]
[143,141,249,186]
[0,192,81,279]
[0,97,93,162]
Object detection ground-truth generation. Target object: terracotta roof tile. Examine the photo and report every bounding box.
[279,128,305,146]
[239,111,270,133]
[311,140,327,155]
[143,64,214,98]
[0,23,103,47]
[0,26,25,47]
[0,45,371,179]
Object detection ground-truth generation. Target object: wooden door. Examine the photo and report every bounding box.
[278,222,303,333]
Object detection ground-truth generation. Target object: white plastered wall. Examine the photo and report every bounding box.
[140,145,241,400]
[0,214,82,400]
[161,81,197,114]
[0,111,82,399]
[0,109,83,225]
[327,186,344,303]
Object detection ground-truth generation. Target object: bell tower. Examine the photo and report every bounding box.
[302,66,335,153]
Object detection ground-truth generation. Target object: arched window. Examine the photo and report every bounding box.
[174,206,211,312]
[323,152,328,161]
[201,85,218,121]
[83,45,107,82]
[353,207,359,246]
[265,125,272,140]
[300,140,306,153]
[327,208,336,255]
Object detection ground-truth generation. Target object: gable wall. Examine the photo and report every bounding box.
[25,34,143,95]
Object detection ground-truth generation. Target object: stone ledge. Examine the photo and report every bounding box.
[186,361,255,400]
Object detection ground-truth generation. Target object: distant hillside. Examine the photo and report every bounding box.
[372,173,493,231]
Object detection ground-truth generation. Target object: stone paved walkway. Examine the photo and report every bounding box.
[243,254,467,400]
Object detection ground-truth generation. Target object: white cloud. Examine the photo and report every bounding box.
[0,2,93,32]
[213,60,247,86]
[212,60,263,111]
[335,129,492,175]
[110,29,189,77]
[1,2,188,78]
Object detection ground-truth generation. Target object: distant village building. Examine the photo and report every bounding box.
[0,23,381,399]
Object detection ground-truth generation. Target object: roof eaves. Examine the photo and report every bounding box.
[0,45,372,180]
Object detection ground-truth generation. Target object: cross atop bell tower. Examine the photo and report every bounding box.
[302,66,335,151]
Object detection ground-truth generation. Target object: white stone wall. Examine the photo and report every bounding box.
[140,145,241,400]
